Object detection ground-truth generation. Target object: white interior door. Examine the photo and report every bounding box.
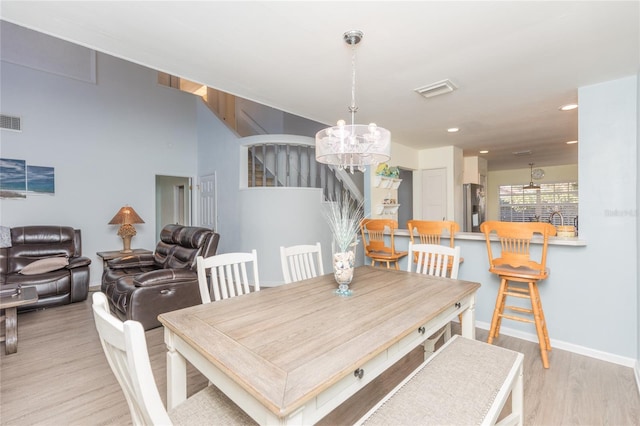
[422,168,447,220]
[199,173,217,231]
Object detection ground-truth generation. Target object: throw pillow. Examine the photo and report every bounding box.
[0,226,11,248]
[19,257,69,275]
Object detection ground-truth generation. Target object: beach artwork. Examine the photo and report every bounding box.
[0,158,55,198]
[27,165,55,195]
[0,158,27,199]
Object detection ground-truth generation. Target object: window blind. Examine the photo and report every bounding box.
[499,182,578,225]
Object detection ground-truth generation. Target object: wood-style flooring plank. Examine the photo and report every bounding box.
[1,292,639,425]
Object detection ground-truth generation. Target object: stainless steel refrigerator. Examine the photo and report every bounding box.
[463,183,486,232]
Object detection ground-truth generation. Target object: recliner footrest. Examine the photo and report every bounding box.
[358,335,524,426]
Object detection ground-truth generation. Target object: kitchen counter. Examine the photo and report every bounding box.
[394,229,587,246]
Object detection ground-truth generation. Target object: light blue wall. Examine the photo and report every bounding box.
[578,75,637,360]
[195,100,243,253]
[0,49,200,285]
[238,188,334,286]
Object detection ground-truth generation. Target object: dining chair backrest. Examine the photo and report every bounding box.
[197,250,260,303]
[280,243,324,284]
[407,243,461,279]
[480,221,556,277]
[92,292,171,425]
[406,220,460,248]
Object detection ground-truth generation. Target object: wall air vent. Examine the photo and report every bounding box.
[414,79,457,99]
[1,115,22,132]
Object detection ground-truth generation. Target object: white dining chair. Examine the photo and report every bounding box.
[197,250,260,304]
[280,242,324,284]
[91,292,256,425]
[407,242,462,358]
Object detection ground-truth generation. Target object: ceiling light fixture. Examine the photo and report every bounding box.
[315,30,391,173]
[559,103,578,111]
[566,140,578,145]
[523,163,541,190]
[479,150,489,154]
[447,127,459,133]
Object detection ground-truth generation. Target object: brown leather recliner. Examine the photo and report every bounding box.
[0,226,92,310]
[101,224,219,330]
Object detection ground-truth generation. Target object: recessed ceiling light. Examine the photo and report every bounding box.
[559,103,578,111]
[447,127,459,133]
[566,140,578,145]
[479,150,489,154]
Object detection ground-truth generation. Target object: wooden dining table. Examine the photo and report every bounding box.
[158,266,480,425]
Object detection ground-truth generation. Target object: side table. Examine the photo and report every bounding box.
[1,286,39,355]
[96,248,153,268]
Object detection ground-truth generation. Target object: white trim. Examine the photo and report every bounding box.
[475,320,637,368]
[635,360,640,396]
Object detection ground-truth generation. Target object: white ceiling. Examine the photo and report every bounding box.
[1,1,638,171]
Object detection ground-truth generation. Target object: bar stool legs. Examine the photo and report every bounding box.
[488,277,551,369]
[530,281,551,368]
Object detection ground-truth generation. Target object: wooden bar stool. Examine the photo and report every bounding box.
[406,219,464,268]
[480,221,556,368]
[360,219,407,270]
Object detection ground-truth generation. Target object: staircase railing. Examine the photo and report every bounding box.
[241,135,364,205]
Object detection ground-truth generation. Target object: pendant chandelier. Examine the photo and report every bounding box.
[315,30,391,173]
[524,162,541,190]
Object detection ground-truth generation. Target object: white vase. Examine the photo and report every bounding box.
[332,239,357,296]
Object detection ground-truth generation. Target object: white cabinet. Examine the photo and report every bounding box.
[463,156,487,185]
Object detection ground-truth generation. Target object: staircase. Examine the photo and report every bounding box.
[158,72,363,205]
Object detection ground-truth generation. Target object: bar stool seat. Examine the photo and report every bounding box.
[480,221,556,368]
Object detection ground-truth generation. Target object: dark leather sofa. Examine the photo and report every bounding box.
[101,224,219,330]
[0,226,92,310]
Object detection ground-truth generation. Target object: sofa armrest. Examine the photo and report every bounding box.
[107,253,156,269]
[133,269,196,287]
[67,256,92,269]
[68,258,91,302]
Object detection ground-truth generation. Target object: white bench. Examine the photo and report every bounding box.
[357,335,524,426]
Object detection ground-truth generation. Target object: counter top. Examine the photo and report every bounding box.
[395,229,587,246]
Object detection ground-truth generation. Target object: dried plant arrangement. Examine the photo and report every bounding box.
[322,193,365,252]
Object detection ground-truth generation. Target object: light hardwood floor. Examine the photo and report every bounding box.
[1,291,639,425]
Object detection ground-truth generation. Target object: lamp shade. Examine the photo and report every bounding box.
[108,206,145,225]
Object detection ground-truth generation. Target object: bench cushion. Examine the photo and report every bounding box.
[362,336,522,426]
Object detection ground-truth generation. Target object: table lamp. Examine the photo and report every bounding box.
[108,205,145,253]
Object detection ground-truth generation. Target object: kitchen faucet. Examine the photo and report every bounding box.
[548,210,564,225]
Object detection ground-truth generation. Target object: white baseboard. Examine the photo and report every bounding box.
[635,360,640,396]
[474,320,637,368]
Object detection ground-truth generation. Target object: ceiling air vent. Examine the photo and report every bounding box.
[414,79,457,99]
[512,150,532,157]
[1,114,22,132]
